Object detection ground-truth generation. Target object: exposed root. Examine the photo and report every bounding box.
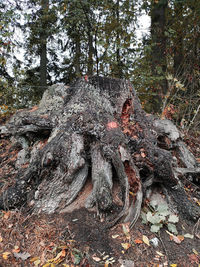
[105,151,130,227]
[125,186,143,228]
[0,77,199,229]
[85,142,113,213]
[34,133,89,213]
[193,218,200,238]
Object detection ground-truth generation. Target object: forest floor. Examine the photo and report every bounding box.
[0,114,200,267]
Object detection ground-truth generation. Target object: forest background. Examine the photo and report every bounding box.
[0,0,200,132]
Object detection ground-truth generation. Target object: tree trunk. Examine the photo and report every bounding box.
[74,35,81,76]
[0,77,199,228]
[151,0,168,113]
[39,0,49,93]
[116,0,122,78]
[173,2,183,77]
[40,41,47,90]
[87,32,93,76]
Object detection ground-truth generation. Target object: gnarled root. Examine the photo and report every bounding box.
[85,142,113,213]
[1,77,199,229]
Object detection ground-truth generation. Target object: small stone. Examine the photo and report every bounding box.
[150,237,159,248]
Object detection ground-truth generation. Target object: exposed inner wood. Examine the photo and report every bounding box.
[0,77,199,227]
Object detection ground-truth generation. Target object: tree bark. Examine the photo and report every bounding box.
[0,77,199,227]
[151,0,168,113]
[87,33,93,76]
[173,1,184,77]
[74,35,81,76]
[39,0,49,93]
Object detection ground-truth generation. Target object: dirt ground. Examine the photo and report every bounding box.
[0,115,200,267]
[0,206,199,267]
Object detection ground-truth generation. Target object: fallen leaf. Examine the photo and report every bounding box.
[92,256,101,262]
[112,234,119,239]
[3,211,10,219]
[156,251,164,256]
[182,225,186,230]
[43,263,55,267]
[12,246,20,253]
[142,235,150,246]
[34,259,41,266]
[122,223,130,236]
[170,264,177,267]
[177,235,184,241]
[2,252,11,260]
[30,257,39,262]
[103,255,109,260]
[192,248,198,255]
[121,243,131,250]
[184,233,194,239]
[13,252,31,260]
[166,230,173,236]
[172,235,182,244]
[48,250,66,264]
[169,234,183,244]
[134,239,143,244]
[196,200,200,206]
[60,244,70,249]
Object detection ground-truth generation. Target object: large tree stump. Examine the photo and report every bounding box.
[0,77,199,227]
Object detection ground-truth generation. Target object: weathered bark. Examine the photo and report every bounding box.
[0,77,199,227]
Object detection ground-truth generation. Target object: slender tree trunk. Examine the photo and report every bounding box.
[40,0,49,94]
[87,32,93,76]
[116,0,122,78]
[151,0,168,113]
[74,35,81,76]
[94,30,99,76]
[173,2,183,77]
[79,1,94,76]
[40,40,47,90]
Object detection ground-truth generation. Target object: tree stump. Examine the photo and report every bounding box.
[0,77,199,227]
